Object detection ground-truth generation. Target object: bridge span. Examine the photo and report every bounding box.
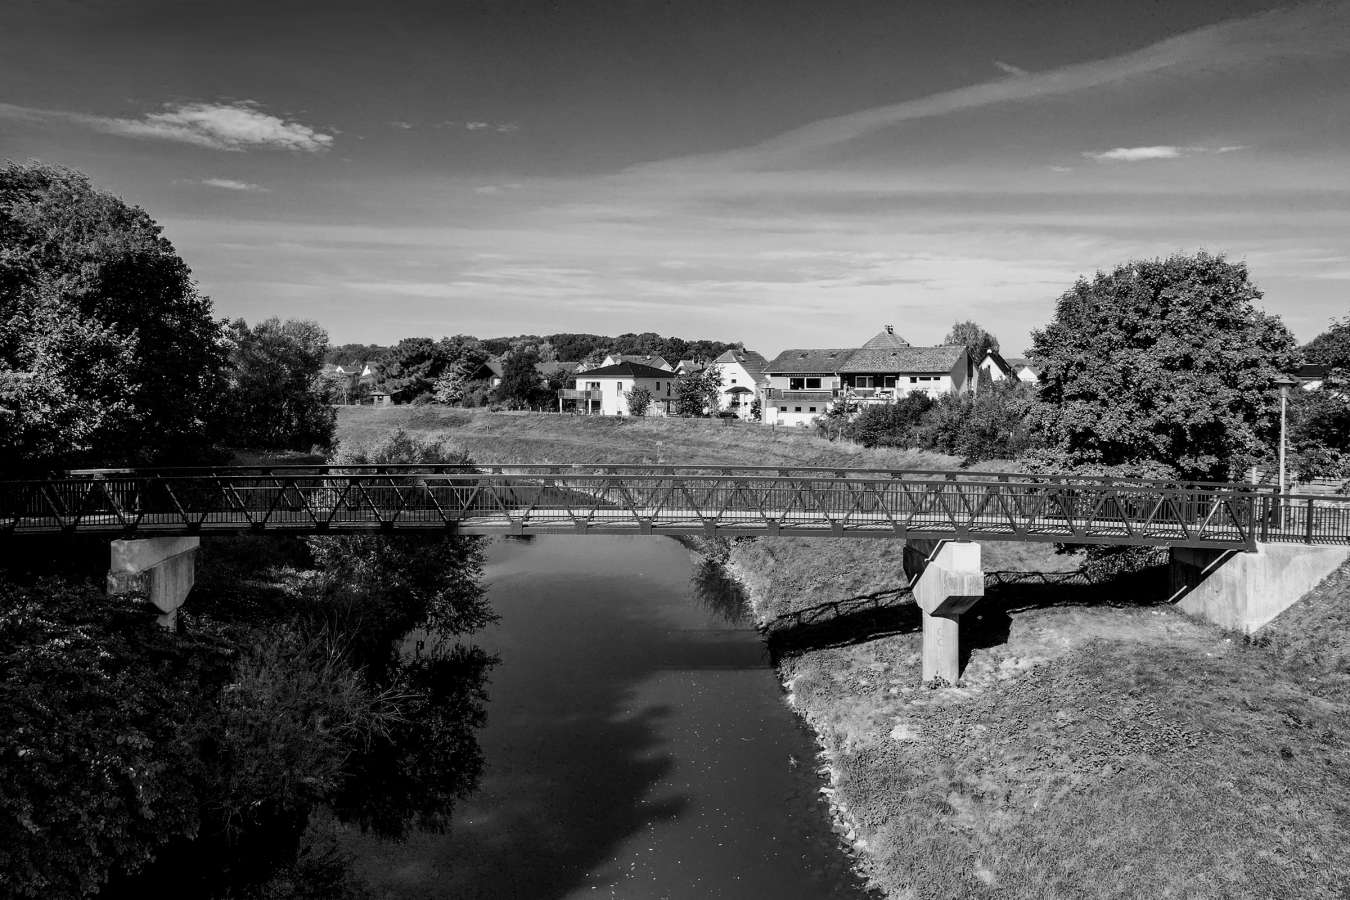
[6,464,1349,685]
[4,463,1344,549]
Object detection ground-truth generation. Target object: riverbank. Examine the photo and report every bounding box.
[335,408,1350,898]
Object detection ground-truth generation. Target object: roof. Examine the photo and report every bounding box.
[1296,363,1330,379]
[1005,357,1034,370]
[765,349,854,374]
[610,353,671,369]
[714,349,770,376]
[573,362,674,380]
[859,327,910,350]
[839,345,965,374]
[980,349,1014,376]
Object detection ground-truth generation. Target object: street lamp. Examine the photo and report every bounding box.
[1273,374,1299,528]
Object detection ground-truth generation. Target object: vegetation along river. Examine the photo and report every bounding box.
[351,534,870,899]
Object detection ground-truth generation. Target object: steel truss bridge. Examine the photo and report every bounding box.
[4,464,1349,550]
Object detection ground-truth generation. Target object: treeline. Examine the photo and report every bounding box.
[1,163,494,897]
[323,333,742,374]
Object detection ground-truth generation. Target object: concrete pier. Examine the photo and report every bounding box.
[1169,542,1350,633]
[904,539,985,685]
[107,537,200,629]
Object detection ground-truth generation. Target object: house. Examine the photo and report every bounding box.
[978,349,1038,383]
[838,329,968,400]
[602,353,673,372]
[463,357,505,388]
[1296,363,1330,391]
[761,348,852,427]
[560,361,676,416]
[674,358,703,376]
[761,325,972,427]
[711,349,769,419]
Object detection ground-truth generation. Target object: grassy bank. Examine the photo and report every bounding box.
[335,407,1350,899]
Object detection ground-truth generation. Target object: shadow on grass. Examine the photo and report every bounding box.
[763,565,1170,670]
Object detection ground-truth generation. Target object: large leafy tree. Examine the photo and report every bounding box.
[0,163,226,467]
[494,348,549,408]
[220,318,336,452]
[1030,253,1296,481]
[673,364,722,416]
[944,320,999,377]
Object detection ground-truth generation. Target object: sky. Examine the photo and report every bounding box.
[2,0,1349,356]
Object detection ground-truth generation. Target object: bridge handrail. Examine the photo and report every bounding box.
[46,463,1271,492]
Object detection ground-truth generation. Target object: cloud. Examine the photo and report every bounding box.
[199,178,269,192]
[1084,145,1185,162]
[634,2,1347,174]
[1082,144,1251,162]
[464,121,491,131]
[0,100,334,151]
[993,60,1028,77]
[388,121,414,130]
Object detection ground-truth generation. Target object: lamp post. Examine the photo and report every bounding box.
[1273,374,1299,529]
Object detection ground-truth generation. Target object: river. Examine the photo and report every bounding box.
[351,534,870,899]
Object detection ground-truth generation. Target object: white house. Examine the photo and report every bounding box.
[761,326,972,427]
[978,349,1038,384]
[712,349,769,419]
[563,361,675,416]
[761,348,851,427]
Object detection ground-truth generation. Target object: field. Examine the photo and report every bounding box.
[336,407,1350,899]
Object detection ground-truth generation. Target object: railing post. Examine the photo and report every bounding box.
[1259,492,1270,542]
[1305,497,1316,544]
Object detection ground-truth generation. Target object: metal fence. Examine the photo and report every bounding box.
[4,466,1332,549]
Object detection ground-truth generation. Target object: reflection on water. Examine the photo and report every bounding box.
[350,535,870,900]
[691,556,750,625]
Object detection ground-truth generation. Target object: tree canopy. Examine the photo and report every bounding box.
[1030,252,1296,480]
[944,320,999,372]
[219,318,336,452]
[0,162,226,467]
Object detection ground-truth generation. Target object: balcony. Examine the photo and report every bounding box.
[766,388,839,401]
[559,389,602,401]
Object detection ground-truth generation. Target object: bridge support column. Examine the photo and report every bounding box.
[107,537,200,630]
[904,540,984,685]
[1168,542,1350,633]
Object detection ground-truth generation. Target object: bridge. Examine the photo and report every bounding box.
[4,463,1345,547]
[5,464,1349,685]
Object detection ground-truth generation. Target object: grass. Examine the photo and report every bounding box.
[335,406,971,470]
[335,406,1350,899]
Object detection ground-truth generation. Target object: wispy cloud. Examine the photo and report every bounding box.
[1082,144,1249,162]
[444,120,520,134]
[1085,145,1185,162]
[388,120,414,130]
[0,100,334,151]
[199,178,269,192]
[635,2,1347,174]
[993,60,1028,77]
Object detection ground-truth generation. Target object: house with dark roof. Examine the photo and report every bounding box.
[561,361,676,416]
[761,326,972,426]
[602,352,673,372]
[712,349,770,419]
[977,348,1039,384]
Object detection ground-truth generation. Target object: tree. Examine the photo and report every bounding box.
[626,386,653,416]
[1301,316,1350,373]
[841,392,935,447]
[377,338,456,401]
[494,348,549,408]
[220,318,337,452]
[1030,253,1297,480]
[0,162,226,467]
[673,364,722,416]
[944,321,999,379]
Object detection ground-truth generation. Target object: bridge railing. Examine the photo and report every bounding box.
[0,468,1294,549]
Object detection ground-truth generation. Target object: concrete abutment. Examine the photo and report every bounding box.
[1168,541,1350,633]
[107,536,200,629]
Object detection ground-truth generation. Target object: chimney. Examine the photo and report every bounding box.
[885,324,894,335]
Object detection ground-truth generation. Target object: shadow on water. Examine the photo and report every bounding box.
[355,537,813,900]
[690,555,751,625]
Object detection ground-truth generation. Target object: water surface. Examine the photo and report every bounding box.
[354,535,868,899]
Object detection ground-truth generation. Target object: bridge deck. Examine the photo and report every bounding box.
[4,464,1345,548]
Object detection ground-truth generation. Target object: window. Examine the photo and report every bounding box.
[789,376,824,390]
[809,406,817,412]
[730,378,737,384]
[855,376,873,389]
[794,406,802,412]
[617,382,623,391]
[883,376,897,388]
[586,381,600,390]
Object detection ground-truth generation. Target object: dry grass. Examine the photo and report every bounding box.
[335,406,971,470]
